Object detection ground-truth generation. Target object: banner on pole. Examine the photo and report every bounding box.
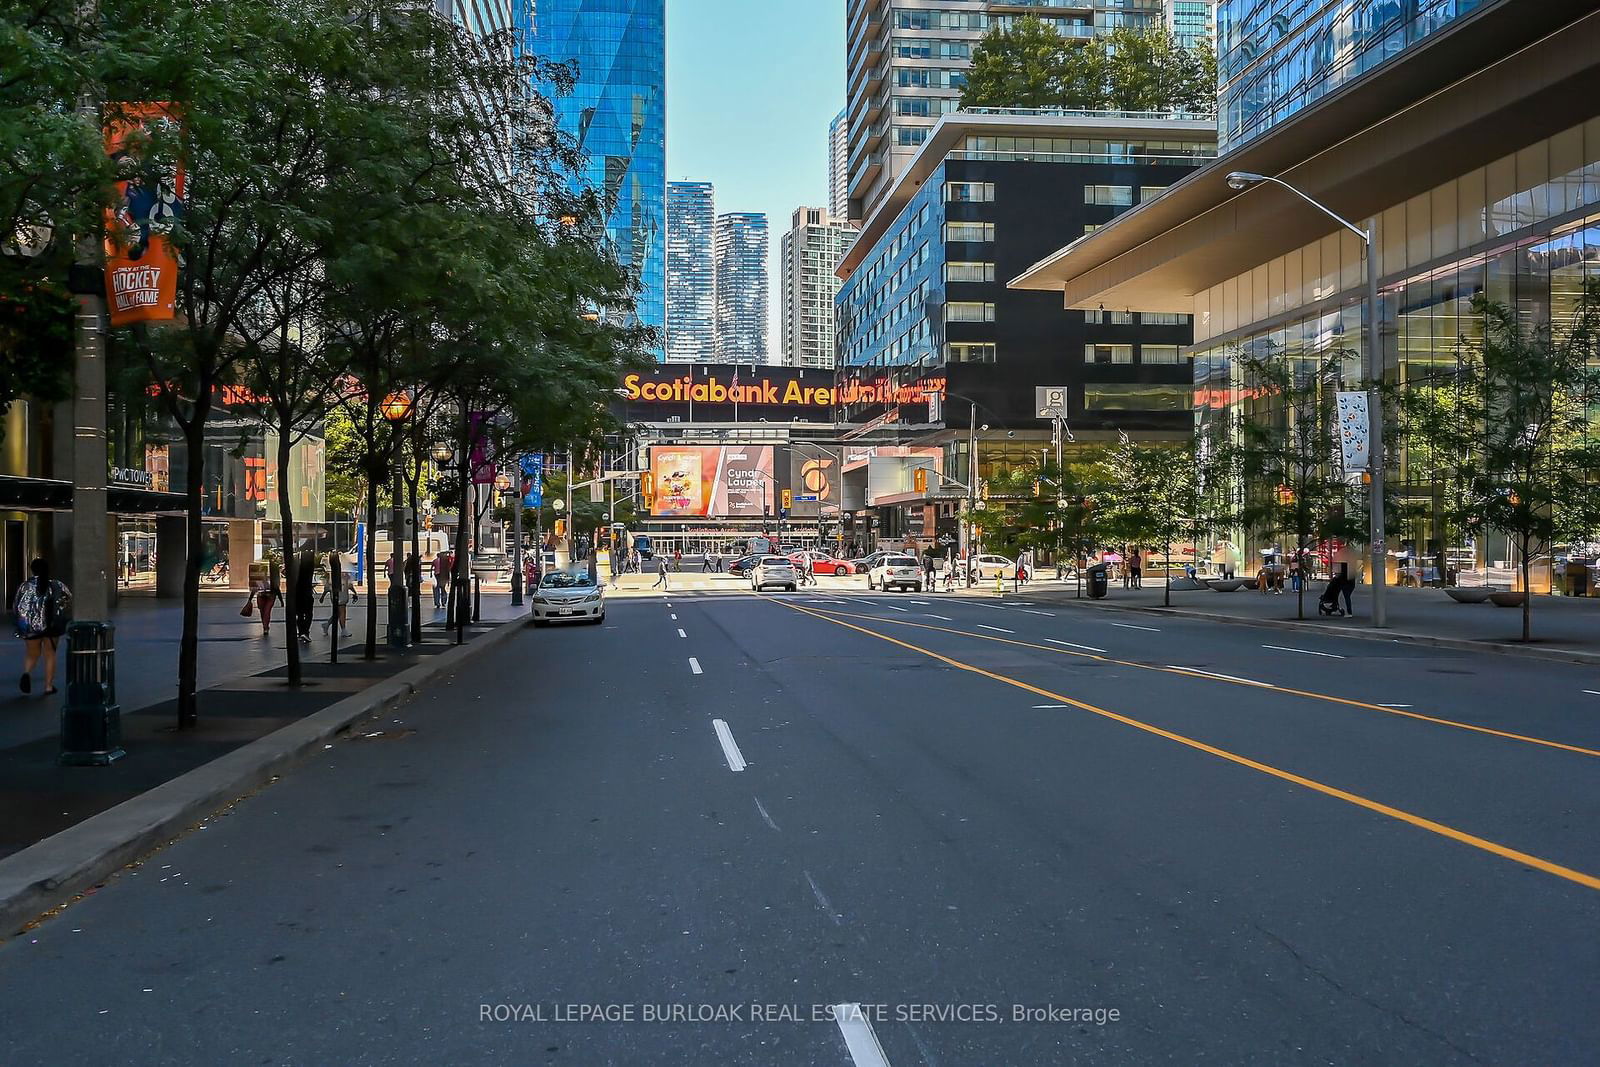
[104,102,184,327]
[1336,391,1371,472]
[521,454,543,509]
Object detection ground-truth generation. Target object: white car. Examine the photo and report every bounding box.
[530,570,605,625]
[970,554,1016,580]
[868,555,923,592]
[750,556,799,592]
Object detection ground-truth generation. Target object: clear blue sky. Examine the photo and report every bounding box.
[666,0,846,355]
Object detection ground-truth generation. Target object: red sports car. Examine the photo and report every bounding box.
[788,551,855,576]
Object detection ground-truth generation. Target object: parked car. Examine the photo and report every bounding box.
[788,550,854,576]
[858,550,889,572]
[969,554,1015,580]
[530,570,605,626]
[867,555,922,592]
[726,553,764,576]
[750,556,799,592]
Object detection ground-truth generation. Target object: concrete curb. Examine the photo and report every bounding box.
[1018,593,1600,666]
[0,615,528,936]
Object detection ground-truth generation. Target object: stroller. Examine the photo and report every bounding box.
[1317,575,1345,616]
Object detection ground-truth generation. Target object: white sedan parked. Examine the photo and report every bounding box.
[970,554,1016,580]
[530,571,605,626]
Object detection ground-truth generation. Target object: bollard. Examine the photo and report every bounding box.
[60,621,124,766]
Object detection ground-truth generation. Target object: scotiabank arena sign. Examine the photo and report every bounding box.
[617,364,839,422]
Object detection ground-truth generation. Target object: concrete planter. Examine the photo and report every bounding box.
[1488,591,1528,608]
[1208,578,1248,592]
[1444,588,1495,604]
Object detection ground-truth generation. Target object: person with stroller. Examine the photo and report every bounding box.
[1318,563,1356,617]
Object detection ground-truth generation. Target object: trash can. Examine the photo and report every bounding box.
[1087,563,1110,600]
[1567,562,1589,598]
[60,621,124,766]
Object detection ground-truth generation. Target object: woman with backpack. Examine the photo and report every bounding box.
[13,557,71,695]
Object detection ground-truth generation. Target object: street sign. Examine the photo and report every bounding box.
[797,494,818,502]
[1036,386,1068,419]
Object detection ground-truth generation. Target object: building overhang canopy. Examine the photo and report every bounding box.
[1010,1,1600,313]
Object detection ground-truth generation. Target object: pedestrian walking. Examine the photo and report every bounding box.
[404,551,422,615]
[1338,562,1355,617]
[321,550,352,637]
[13,557,70,695]
[673,548,682,572]
[431,550,450,609]
[293,546,316,643]
[653,556,670,590]
[1128,549,1142,590]
[254,562,282,636]
[923,552,936,589]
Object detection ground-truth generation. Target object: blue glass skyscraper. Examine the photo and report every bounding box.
[530,0,667,355]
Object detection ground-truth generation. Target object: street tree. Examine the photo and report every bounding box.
[1226,351,1368,619]
[1407,288,1600,641]
[1099,435,1204,606]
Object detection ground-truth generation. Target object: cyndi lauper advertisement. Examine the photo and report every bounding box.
[649,446,775,518]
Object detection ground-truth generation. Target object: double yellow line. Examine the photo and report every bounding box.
[772,598,1600,893]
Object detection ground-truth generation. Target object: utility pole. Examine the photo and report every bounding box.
[60,0,123,763]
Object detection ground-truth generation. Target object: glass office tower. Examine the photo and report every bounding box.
[532,0,667,354]
[1218,0,1492,150]
[666,181,717,363]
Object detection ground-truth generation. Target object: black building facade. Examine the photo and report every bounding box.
[834,113,1217,482]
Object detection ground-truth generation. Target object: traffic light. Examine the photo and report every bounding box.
[1031,479,1042,497]
[781,488,792,510]
[913,467,928,493]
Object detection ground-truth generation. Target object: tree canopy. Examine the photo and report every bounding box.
[962,18,1216,115]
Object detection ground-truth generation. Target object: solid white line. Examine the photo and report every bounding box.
[712,719,746,772]
[676,628,686,638]
[832,1004,891,1067]
[1020,609,1055,616]
[1378,703,1414,708]
[978,624,1015,634]
[689,657,703,675]
[924,613,954,621]
[1047,638,1107,653]
[1032,704,1070,709]
[1112,622,1161,631]
[1584,690,1600,697]
[753,796,780,831]
[1166,665,1273,687]
[1262,644,1345,659]
[805,871,842,926]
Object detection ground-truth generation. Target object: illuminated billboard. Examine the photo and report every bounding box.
[788,451,840,519]
[649,446,775,518]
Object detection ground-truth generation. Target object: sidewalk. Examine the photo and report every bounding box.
[1016,580,1600,663]
[0,593,522,862]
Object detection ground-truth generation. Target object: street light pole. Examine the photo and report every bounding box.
[1226,171,1387,627]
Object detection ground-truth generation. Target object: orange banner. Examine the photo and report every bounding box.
[104,102,184,327]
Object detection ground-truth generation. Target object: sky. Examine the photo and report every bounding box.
[665,0,846,358]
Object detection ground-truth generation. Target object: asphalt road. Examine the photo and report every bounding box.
[2,589,1598,1064]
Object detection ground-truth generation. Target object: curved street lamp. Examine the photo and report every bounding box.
[1226,170,1387,627]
